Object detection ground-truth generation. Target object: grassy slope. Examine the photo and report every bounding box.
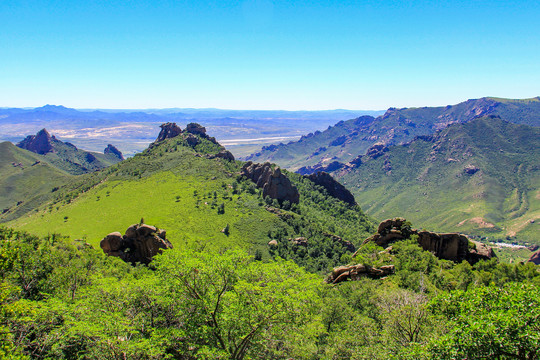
[8,135,374,259]
[0,142,73,218]
[337,117,540,243]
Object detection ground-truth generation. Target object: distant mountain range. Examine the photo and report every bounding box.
[0,105,384,157]
[244,97,540,171]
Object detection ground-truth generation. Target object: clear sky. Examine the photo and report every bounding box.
[1,0,539,110]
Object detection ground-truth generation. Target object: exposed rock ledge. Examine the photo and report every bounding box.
[241,161,300,204]
[100,223,173,264]
[359,217,495,264]
[326,264,395,284]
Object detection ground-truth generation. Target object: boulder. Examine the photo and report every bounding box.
[155,122,182,143]
[305,171,356,205]
[185,123,207,136]
[359,217,495,264]
[241,161,300,204]
[99,223,173,264]
[326,264,395,284]
[365,143,389,159]
[208,150,235,162]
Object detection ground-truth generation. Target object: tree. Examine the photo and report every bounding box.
[428,283,540,360]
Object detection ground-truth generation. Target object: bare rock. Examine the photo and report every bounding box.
[155,122,182,142]
[326,264,395,284]
[208,150,235,162]
[100,223,173,264]
[528,250,540,265]
[17,128,55,155]
[359,217,495,264]
[305,171,356,206]
[464,165,480,175]
[185,123,207,136]
[104,144,124,160]
[241,161,300,204]
[268,239,278,247]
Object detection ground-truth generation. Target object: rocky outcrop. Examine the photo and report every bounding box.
[207,150,235,161]
[326,264,395,284]
[305,172,356,205]
[529,250,540,265]
[185,123,207,136]
[360,217,495,264]
[297,161,344,175]
[365,143,389,159]
[155,122,182,142]
[464,165,480,175]
[100,223,173,264]
[104,144,124,160]
[17,128,55,154]
[241,161,300,204]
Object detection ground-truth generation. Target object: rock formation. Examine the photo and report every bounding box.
[104,144,124,160]
[360,217,495,264]
[305,171,356,205]
[365,143,389,159]
[326,264,395,284]
[155,122,182,143]
[529,250,540,265]
[100,223,173,264]
[185,122,207,136]
[16,128,55,154]
[297,161,344,175]
[207,150,235,161]
[241,161,300,204]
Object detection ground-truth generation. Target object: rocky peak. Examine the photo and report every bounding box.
[365,143,389,159]
[185,123,207,136]
[16,128,56,155]
[104,144,124,160]
[155,122,182,143]
[305,171,356,205]
[241,161,300,204]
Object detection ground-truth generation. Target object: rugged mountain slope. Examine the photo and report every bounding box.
[332,116,540,243]
[17,128,122,174]
[245,97,540,171]
[6,123,375,271]
[0,141,73,220]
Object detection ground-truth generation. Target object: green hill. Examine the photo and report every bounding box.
[17,128,123,175]
[6,128,375,272]
[334,116,540,243]
[245,97,540,172]
[0,141,73,220]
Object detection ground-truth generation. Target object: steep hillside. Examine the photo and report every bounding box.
[17,128,122,174]
[0,142,73,220]
[6,123,375,272]
[245,97,540,171]
[333,116,540,243]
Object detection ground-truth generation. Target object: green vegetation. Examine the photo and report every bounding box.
[245,96,540,171]
[338,117,540,244]
[6,133,374,272]
[1,227,539,359]
[0,142,73,221]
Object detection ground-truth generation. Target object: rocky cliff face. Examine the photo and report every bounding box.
[360,217,495,264]
[16,128,55,154]
[104,144,124,160]
[305,171,356,205]
[241,161,300,204]
[100,223,173,264]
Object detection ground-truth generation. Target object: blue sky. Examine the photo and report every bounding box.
[1,0,539,110]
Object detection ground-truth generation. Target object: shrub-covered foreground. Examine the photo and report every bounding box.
[1,227,540,359]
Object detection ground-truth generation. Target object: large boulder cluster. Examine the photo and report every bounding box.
[360,217,495,264]
[326,264,395,284]
[241,161,300,204]
[100,223,173,264]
